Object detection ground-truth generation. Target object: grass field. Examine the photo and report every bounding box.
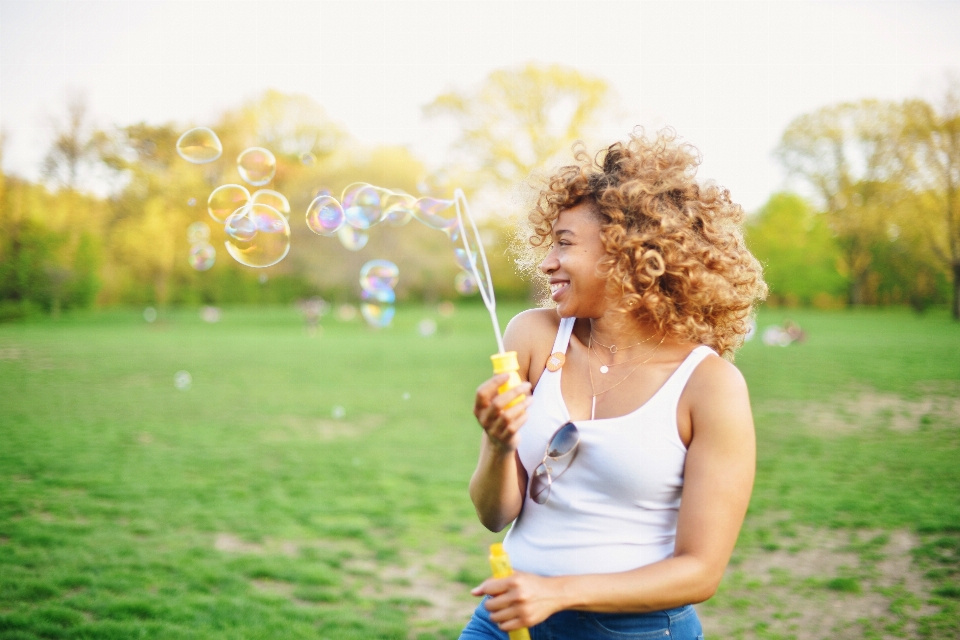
[0,303,958,639]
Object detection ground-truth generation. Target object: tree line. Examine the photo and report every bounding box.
[1,66,958,320]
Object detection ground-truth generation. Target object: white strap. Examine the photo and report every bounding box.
[550,316,576,355]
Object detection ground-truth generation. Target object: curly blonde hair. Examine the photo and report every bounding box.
[526,128,767,358]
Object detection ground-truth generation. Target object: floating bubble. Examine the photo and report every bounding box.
[306,196,345,235]
[455,270,479,295]
[361,287,396,305]
[251,189,290,218]
[381,192,415,226]
[176,127,222,164]
[259,273,268,284]
[342,183,386,230]
[174,370,192,391]
[187,198,197,206]
[418,318,437,337]
[335,304,357,321]
[300,152,317,166]
[331,405,346,419]
[744,319,757,342]
[437,301,455,317]
[337,225,369,251]
[223,203,290,268]
[402,392,411,400]
[187,221,211,244]
[413,197,458,239]
[454,247,477,272]
[208,184,250,224]
[189,242,216,271]
[361,302,395,328]
[143,307,157,323]
[237,147,276,186]
[359,260,399,291]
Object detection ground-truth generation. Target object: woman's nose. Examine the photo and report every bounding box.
[539,249,559,275]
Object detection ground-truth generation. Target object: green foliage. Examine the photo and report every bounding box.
[746,193,847,307]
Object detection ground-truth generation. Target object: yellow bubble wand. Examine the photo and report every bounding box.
[453,190,524,408]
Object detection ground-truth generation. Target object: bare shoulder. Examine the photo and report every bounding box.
[683,351,753,438]
[503,308,560,383]
[687,353,748,398]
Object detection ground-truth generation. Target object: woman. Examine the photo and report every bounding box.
[462,129,766,639]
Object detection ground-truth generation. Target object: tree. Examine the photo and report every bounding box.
[40,92,106,191]
[424,63,612,194]
[775,100,914,305]
[901,82,960,319]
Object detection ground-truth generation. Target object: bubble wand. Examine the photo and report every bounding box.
[452,189,524,408]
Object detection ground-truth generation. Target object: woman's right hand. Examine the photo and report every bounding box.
[473,374,533,452]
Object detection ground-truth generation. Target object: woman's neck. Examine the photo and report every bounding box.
[588,314,661,354]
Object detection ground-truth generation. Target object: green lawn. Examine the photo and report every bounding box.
[0,304,958,639]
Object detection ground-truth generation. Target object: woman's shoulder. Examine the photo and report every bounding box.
[504,307,561,341]
[503,308,562,381]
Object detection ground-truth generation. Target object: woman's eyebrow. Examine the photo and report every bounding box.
[553,228,574,238]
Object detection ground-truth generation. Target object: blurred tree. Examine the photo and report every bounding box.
[745,193,847,307]
[776,100,914,305]
[424,63,612,192]
[40,92,107,191]
[901,81,960,319]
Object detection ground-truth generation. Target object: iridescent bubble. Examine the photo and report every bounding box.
[454,247,476,272]
[300,152,317,166]
[187,198,197,206]
[361,287,396,305]
[176,127,222,164]
[189,243,216,271]
[143,307,157,323]
[208,184,250,224]
[342,183,386,230]
[381,192,415,226]
[331,405,346,419]
[455,270,479,295]
[418,318,437,337]
[174,370,192,391]
[305,196,345,235]
[187,221,211,244]
[251,189,290,218]
[237,147,276,186]
[413,197,457,237]
[337,225,369,251]
[223,203,290,268]
[361,302,395,328]
[359,260,399,291]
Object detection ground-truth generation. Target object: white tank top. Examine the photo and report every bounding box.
[502,316,716,576]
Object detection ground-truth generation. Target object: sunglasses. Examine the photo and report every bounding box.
[529,422,581,504]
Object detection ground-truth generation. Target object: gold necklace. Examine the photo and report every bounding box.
[590,329,656,354]
[591,335,665,374]
[587,336,664,420]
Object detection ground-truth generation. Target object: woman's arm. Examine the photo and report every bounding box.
[468,310,557,532]
[472,355,756,629]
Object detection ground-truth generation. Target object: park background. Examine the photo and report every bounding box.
[1,1,959,639]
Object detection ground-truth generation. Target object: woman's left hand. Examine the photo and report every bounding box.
[471,571,564,631]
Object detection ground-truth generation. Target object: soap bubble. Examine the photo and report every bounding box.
[359,260,400,291]
[337,225,369,251]
[342,183,386,229]
[361,286,396,305]
[382,192,415,226]
[237,147,276,186]
[455,270,479,295]
[259,273,268,284]
[251,189,290,218]
[331,405,346,419]
[200,306,221,323]
[176,127,222,164]
[335,304,357,321]
[300,151,317,166]
[402,392,411,400]
[189,243,216,271]
[208,184,250,224]
[143,307,157,323]
[454,247,476,272]
[174,370,192,391]
[187,198,197,206]
[418,318,437,336]
[223,203,290,268]
[306,195,345,235]
[187,221,210,244]
[437,301,455,317]
[361,302,395,328]
[413,196,459,239]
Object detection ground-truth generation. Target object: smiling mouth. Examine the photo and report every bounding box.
[550,282,569,299]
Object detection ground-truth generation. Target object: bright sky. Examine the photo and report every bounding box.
[1,0,958,212]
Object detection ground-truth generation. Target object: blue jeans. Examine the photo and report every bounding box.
[460,597,704,639]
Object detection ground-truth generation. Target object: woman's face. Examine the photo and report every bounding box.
[538,203,611,318]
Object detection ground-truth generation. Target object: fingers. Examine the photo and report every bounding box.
[474,374,509,414]
[492,382,532,410]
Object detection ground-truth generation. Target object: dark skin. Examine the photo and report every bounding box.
[468,203,756,632]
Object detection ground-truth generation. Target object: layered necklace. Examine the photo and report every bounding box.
[586,331,665,420]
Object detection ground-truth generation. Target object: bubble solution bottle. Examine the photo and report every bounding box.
[490,351,523,408]
[488,543,532,640]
